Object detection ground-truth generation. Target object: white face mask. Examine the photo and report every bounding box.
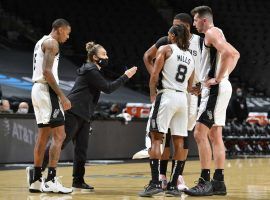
[17,108,28,114]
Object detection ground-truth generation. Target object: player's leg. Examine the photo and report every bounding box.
[28,126,51,193]
[159,129,171,189]
[208,126,227,195]
[177,94,198,191]
[28,83,52,193]
[42,85,72,194]
[185,86,216,196]
[165,135,184,197]
[42,110,77,171]
[139,92,171,197]
[139,131,164,197]
[208,79,231,195]
[42,124,72,194]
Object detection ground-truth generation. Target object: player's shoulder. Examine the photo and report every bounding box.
[155,36,169,48]
[157,43,171,52]
[206,27,223,37]
[43,37,59,51]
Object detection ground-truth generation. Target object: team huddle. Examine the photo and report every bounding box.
[139,6,240,197]
[26,5,239,198]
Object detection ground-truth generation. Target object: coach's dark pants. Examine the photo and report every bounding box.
[43,110,90,180]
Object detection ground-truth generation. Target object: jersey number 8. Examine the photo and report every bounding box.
[175,64,187,83]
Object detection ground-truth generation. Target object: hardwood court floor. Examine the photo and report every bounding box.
[0,158,269,200]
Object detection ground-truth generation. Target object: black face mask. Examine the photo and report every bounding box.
[97,58,109,68]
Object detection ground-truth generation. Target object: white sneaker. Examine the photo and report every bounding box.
[42,177,72,194]
[177,175,188,191]
[132,148,149,159]
[159,174,168,190]
[29,178,43,193]
[26,166,34,187]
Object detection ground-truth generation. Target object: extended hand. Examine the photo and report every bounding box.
[124,66,138,78]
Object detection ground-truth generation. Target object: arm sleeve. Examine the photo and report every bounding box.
[155,36,169,49]
[87,69,129,94]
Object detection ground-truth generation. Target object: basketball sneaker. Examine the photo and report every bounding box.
[132,148,149,159]
[138,181,163,197]
[184,177,213,196]
[177,175,189,191]
[26,166,34,187]
[26,166,43,193]
[211,179,227,195]
[159,174,168,190]
[42,176,72,194]
[165,182,182,197]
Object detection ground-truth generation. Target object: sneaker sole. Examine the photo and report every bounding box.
[213,191,227,195]
[165,192,182,197]
[184,191,213,196]
[138,190,164,197]
[29,189,42,193]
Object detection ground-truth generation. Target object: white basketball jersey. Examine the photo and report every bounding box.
[32,35,60,84]
[188,34,202,84]
[199,28,228,82]
[160,44,194,93]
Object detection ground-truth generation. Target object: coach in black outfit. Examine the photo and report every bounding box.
[42,41,137,190]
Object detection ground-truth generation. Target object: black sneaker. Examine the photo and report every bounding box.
[165,182,182,197]
[184,177,213,196]
[72,178,94,192]
[138,181,163,197]
[211,179,227,195]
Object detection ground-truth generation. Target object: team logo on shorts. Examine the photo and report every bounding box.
[207,110,213,120]
[53,109,60,119]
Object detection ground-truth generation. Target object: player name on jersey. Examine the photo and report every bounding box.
[177,54,191,65]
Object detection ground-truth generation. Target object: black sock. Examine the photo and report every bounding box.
[150,159,159,183]
[46,167,56,182]
[200,169,210,181]
[169,160,182,186]
[213,169,224,181]
[159,160,169,176]
[33,167,42,181]
[178,160,186,175]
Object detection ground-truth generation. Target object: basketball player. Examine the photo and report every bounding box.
[27,19,72,194]
[40,41,137,191]
[139,25,194,197]
[134,13,202,190]
[184,6,240,196]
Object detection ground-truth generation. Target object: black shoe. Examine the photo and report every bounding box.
[184,177,213,196]
[72,178,94,192]
[138,181,163,197]
[211,179,227,195]
[165,182,182,197]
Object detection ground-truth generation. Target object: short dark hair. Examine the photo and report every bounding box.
[52,18,70,29]
[191,6,212,17]
[174,13,192,27]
